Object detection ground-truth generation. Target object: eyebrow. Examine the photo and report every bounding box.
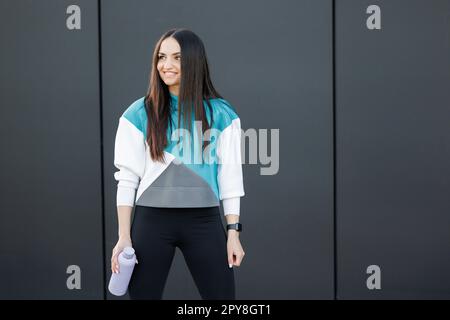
[158,52,181,55]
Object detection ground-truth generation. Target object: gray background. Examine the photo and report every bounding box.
[336,0,450,299]
[0,0,103,299]
[0,0,448,299]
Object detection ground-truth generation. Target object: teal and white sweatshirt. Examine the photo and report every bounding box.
[113,93,245,216]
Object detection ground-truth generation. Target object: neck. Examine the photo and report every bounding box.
[169,86,179,97]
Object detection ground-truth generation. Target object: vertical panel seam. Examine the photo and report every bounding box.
[97,0,107,300]
[332,0,337,301]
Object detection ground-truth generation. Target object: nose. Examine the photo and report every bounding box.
[163,57,175,70]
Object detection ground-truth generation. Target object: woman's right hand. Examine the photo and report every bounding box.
[111,236,137,273]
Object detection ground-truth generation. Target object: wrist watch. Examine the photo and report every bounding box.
[226,222,242,232]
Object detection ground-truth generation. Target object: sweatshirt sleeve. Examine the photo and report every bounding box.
[113,115,146,207]
[217,116,245,216]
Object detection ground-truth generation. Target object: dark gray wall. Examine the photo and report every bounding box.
[1,0,449,300]
[101,0,334,300]
[336,0,450,299]
[0,0,103,299]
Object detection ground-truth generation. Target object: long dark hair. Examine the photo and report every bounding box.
[144,28,223,163]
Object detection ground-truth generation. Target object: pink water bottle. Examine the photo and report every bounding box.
[108,246,136,296]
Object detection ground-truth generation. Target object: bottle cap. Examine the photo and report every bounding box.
[122,246,135,259]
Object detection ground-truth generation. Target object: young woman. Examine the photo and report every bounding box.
[110,28,246,300]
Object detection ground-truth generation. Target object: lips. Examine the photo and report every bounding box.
[165,72,177,76]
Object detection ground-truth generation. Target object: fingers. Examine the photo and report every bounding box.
[227,240,246,267]
[227,249,234,268]
[228,249,245,268]
[111,258,119,273]
[234,250,245,267]
[111,251,120,274]
[227,250,245,267]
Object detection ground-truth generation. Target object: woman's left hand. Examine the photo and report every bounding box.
[227,231,245,268]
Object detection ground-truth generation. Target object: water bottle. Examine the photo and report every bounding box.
[108,246,136,296]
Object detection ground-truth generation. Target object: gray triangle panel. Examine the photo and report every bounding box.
[136,161,219,207]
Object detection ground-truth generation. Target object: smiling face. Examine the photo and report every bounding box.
[157,37,181,96]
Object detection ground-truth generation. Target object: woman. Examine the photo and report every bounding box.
[110,28,246,300]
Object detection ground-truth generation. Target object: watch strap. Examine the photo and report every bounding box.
[226,222,242,232]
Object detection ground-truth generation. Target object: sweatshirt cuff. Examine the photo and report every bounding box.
[222,197,240,216]
[116,185,136,207]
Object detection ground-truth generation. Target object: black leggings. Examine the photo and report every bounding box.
[128,205,235,300]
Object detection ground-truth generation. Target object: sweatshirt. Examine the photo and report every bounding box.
[113,92,245,216]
